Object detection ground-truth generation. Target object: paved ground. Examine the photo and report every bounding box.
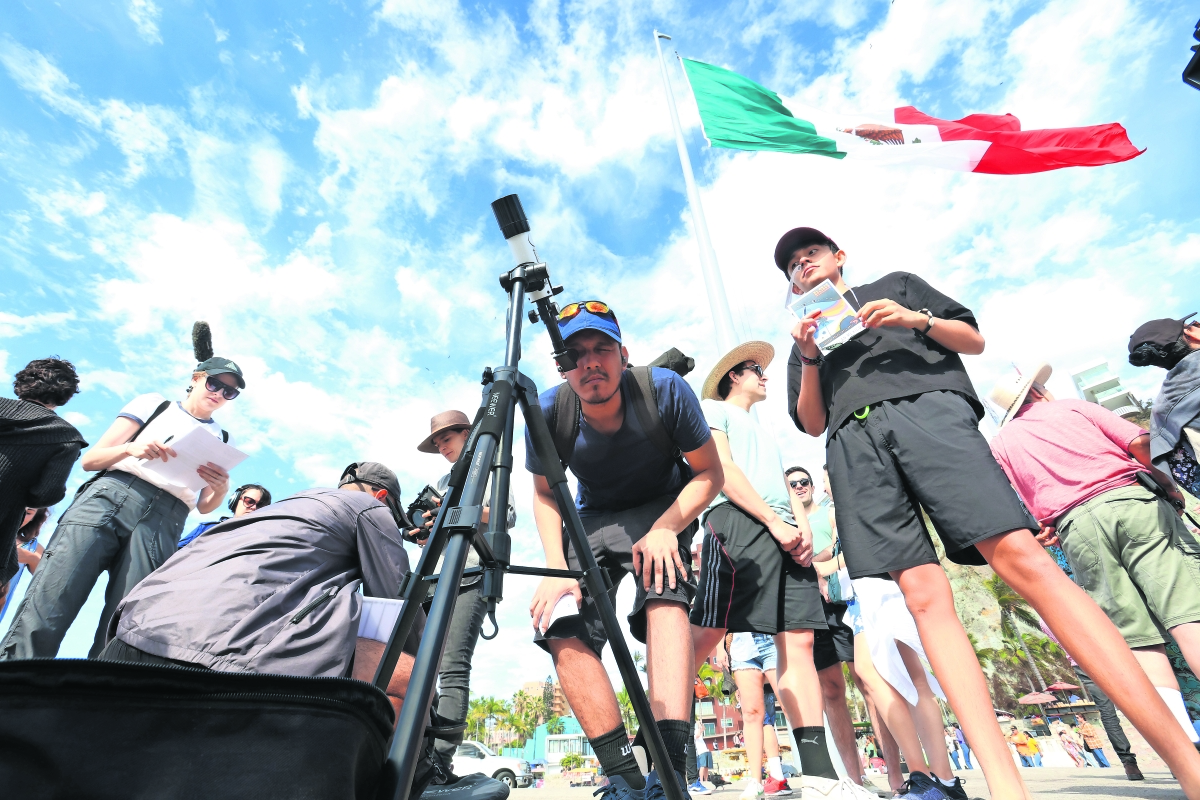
[527,768,1187,799]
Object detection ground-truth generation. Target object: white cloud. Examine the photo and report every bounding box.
[206,14,229,43]
[0,311,75,338]
[128,0,163,45]
[61,410,91,427]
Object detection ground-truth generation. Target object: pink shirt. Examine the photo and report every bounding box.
[989,399,1148,525]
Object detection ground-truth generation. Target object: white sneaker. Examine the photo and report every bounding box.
[858,776,891,798]
[799,775,880,799]
[739,781,765,800]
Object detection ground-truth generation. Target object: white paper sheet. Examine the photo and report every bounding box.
[541,593,580,634]
[358,596,407,643]
[139,425,249,492]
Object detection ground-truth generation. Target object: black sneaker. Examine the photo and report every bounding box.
[896,771,950,800]
[938,776,968,800]
[645,769,688,800]
[420,772,511,800]
[595,775,648,800]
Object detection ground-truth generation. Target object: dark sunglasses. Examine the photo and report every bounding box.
[205,376,240,400]
[735,362,764,379]
[788,478,812,489]
[239,495,260,508]
[557,300,618,325]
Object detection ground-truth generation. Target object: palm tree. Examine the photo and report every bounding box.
[696,662,728,703]
[616,688,639,733]
[984,573,1047,691]
[633,650,646,674]
[546,715,565,735]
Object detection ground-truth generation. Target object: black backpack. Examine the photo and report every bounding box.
[546,349,695,474]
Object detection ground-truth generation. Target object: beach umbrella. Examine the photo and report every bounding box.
[1046,681,1081,705]
[1017,692,1057,704]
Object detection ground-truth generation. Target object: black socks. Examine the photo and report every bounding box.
[592,725,645,790]
[655,719,692,776]
[794,726,838,780]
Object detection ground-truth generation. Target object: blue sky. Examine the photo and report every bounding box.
[2,0,1198,699]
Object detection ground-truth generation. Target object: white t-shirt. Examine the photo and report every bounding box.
[110,393,232,510]
[695,720,709,753]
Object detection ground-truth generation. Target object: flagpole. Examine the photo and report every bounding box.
[653,30,737,354]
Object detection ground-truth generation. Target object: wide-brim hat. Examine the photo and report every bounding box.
[1128,312,1197,354]
[418,409,472,453]
[989,363,1052,427]
[702,341,775,401]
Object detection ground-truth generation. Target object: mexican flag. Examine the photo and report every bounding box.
[680,58,1143,174]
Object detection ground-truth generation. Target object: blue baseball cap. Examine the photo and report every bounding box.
[557,301,622,344]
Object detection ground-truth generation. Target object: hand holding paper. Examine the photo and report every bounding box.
[139,426,248,493]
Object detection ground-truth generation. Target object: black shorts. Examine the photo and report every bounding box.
[827,390,1037,579]
[689,502,826,634]
[812,599,855,672]
[534,493,697,656]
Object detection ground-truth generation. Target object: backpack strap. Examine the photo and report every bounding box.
[625,366,680,461]
[547,384,581,467]
[72,400,171,499]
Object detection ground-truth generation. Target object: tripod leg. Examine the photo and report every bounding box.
[517,380,687,800]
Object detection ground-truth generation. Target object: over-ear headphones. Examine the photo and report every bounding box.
[228,483,272,514]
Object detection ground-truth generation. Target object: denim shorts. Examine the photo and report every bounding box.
[731,632,778,672]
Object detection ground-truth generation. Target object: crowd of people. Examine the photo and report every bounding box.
[1,226,1199,800]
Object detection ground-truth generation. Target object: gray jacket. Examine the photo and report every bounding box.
[1150,350,1200,470]
[111,488,412,678]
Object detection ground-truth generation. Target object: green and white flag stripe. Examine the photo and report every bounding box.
[680,57,846,159]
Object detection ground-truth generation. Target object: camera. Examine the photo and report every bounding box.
[404,484,444,541]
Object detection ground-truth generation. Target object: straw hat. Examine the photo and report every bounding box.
[418,409,472,453]
[988,363,1052,427]
[701,341,775,401]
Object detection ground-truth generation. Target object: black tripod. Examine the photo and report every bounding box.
[370,195,687,800]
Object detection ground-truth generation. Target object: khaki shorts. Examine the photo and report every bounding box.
[1058,484,1200,648]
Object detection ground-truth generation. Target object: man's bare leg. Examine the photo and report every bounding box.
[734,667,767,786]
[892,562,1029,800]
[897,642,955,781]
[548,638,623,735]
[773,630,824,726]
[646,600,694,720]
[818,663,864,784]
[977,530,1200,797]
[692,625,727,672]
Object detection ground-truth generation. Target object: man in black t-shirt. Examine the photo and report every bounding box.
[776,227,1200,799]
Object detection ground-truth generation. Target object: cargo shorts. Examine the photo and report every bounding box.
[1058,484,1200,648]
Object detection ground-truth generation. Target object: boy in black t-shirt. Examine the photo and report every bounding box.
[778,227,1200,800]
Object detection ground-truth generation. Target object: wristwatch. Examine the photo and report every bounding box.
[917,308,936,336]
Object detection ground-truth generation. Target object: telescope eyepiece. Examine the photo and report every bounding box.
[491,194,531,239]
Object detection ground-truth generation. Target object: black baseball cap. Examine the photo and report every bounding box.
[197,356,246,389]
[1128,313,1196,354]
[339,461,411,528]
[774,227,839,274]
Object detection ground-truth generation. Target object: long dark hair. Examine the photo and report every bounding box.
[1129,336,1193,370]
[17,508,50,545]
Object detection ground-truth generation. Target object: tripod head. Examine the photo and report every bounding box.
[491,194,577,373]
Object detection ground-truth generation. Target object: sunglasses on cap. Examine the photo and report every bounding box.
[557,300,618,325]
[205,375,240,401]
[788,478,812,489]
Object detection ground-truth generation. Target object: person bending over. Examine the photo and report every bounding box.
[2,328,242,660]
[0,358,86,589]
[989,364,1200,751]
[526,301,722,800]
[178,483,272,548]
[777,226,1200,799]
[687,342,837,794]
[414,409,517,775]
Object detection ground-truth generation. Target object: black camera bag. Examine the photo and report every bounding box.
[0,658,401,799]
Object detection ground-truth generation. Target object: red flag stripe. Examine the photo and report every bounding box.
[894,106,1144,174]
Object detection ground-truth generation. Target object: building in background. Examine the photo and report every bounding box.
[520,678,572,720]
[1070,360,1141,419]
